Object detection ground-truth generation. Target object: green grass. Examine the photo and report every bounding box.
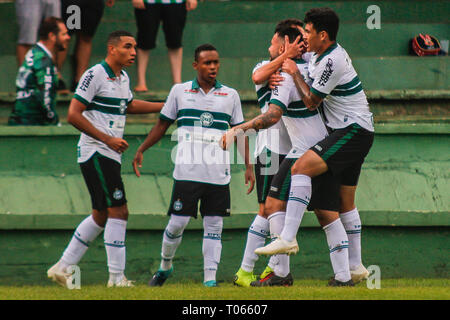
[1,279,449,300]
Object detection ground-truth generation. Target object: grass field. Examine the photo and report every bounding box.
[1,279,448,300]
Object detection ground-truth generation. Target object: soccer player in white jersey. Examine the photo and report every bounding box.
[132,44,255,287]
[256,8,374,286]
[47,31,164,288]
[234,19,304,287]
[223,26,350,287]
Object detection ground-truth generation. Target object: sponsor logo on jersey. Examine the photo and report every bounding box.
[213,92,228,97]
[184,89,199,94]
[200,112,214,127]
[79,70,94,91]
[318,58,334,86]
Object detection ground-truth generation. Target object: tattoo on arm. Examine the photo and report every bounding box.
[244,105,283,131]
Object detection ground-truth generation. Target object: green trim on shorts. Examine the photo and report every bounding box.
[321,124,360,161]
[92,153,112,207]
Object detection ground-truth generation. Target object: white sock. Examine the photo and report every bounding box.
[268,212,289,277]
[240,215,270,272]
[60,215,104,271]
[203,216,223,283]
[160,214,190,270]
[340,208,362,270]
[280,174,311,242]
[104,218,127,282]
[323,218,351,282]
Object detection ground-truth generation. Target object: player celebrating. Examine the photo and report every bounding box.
[255,8,374,285]
[133,44,255,287]
[47,31,164,288]
[234,19,303,287]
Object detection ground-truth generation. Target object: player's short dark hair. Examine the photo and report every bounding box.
[276,25,303,44]
[194,43,217,61]
[107,30,134,46]
[304,7,339,41]
[38,17,65,40]
[275,18,304,33]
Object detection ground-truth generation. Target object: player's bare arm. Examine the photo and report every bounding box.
[234,134,255,194]
[67,98,129,153]
[282,58,322,110]
[127,99,164,114]
[132,118,172,177]
[252,35,302,85]
[220,104,283,150]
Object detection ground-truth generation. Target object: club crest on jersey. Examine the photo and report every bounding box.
[200,112,214,127]
[173,199,183,211]
[119,100,127,114]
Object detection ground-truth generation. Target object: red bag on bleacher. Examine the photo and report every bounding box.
[409,34,441,56]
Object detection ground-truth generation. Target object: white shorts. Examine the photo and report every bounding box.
[16,0,61,45]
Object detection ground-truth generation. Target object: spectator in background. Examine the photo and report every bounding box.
[61,0,115,92]
[132,0,198,92]
[8,17,70,126]
[15,0,69,92]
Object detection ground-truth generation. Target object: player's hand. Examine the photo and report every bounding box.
[132,151,144,177]
[281,59,298,76]
[105,136,129,154]
[186,0,198,11]
[220,128,236,150]
[284,35,302,59]
[268,71,284,89]
[132,0,145,9]
[244,165,255,194]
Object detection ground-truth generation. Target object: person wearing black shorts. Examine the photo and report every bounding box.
[256,8,375,286]
[61,0,115,91]
[132,0,198,92]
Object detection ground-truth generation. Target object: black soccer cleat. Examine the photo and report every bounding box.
[148,267,173,287]
[250,272,294,287]
[327,277,355,287]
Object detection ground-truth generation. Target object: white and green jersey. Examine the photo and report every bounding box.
[74,60,133,164]
[253,60,292,157]
[143,0,185,4]
[270,58,328,159]
[160,79,244,185]
[309,43,374,132]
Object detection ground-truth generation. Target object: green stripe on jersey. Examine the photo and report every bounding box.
[330,83,363,96]
[310,87,327,98]
[86,102,126,115]
[74,94,90,106]
[285,100,318,118]
[256,85,270,99]
[93,96,129,106]
[177,108,232,123]
[177,118,229,130]
[334,76,360,90]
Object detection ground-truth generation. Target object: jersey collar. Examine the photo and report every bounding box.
[191,78,223,91]
[36,42,53,59]
[315,42,338,63]
[101,60,124,79]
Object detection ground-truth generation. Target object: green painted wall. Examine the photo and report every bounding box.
[0,227,448,286]
[0,0,448,92]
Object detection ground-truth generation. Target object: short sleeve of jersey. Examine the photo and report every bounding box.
[269,72,294,112]
[159,84,179,123]
[74,68,98,106]
[230,90,244,126]
[252,60,270,75]
[311,56,344,99]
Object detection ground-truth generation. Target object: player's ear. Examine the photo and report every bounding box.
[192,61,198,70]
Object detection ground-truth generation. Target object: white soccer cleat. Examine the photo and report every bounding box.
[47,262,73,288]
[107,276,135,288]
[254,237,299,256]
[350,264,370,283]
